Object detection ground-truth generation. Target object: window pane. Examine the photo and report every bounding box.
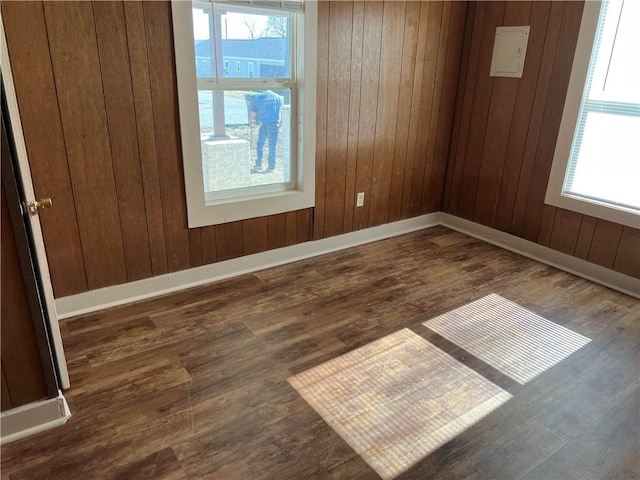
[566,111,640,209]
[199,89,292,193]
[564,0,640,212]
[587,0,640,104]
[193,6,291,79]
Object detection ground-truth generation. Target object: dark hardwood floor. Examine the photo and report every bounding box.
[1,226,638,479]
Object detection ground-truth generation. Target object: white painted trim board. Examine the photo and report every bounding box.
[439,213,639,299]
[56,214,441,319]
[55,212,639,319]
[1,392,71,445]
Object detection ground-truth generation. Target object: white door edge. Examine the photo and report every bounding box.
[0,14,70,389]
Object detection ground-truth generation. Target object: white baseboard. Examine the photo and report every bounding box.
[56,213,441,319]
[439,213,640,299]
[1,391,71,445]
[55,211,639,319]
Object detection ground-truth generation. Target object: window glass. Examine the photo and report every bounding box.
[172,0,316,227]
[198,89,291,196]
[193,7,291,80]
[563,0,640,212]
[191,3,295,197]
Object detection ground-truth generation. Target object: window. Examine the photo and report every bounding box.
[546,0,640,228]
[172,0,316,227]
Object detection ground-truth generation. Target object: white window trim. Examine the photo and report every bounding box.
[545,0,640,229]
[171,1,316,228]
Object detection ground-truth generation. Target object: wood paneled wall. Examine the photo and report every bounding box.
[4,0,635,299]
[2,0,467,297]
[443,1,640,279]
[314,1,467,238]
[1,1,313,297]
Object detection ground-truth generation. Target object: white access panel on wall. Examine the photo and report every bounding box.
[490,26,530,78]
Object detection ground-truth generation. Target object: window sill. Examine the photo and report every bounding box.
[545,190,640,229]
[187,187,314,228]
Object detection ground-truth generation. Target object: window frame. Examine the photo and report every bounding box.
[171,0,316,228]
[545,0,640,229]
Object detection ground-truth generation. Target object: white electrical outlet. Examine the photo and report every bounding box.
[356,192,365,207]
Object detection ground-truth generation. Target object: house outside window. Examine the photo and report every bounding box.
[172,0,316,227]
[546,0,640,228]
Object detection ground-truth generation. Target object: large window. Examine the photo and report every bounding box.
[546,0,639,228]
[172,0,316,227]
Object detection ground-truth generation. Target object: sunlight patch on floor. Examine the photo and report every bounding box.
[288,328,511,479]
[423,293,591,384]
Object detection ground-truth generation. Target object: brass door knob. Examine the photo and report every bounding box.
[25,198,53,216]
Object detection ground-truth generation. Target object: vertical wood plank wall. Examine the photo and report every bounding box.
[443,0,639,279]
[315,1,467,237]
[1,1,467,297]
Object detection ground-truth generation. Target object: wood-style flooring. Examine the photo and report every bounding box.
[1,226,638,479]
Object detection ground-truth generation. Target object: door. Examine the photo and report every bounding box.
[2,111,59,408]
[1,18,70,389]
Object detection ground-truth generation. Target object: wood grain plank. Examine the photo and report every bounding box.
[215,221,243,261]
[285,212,297,247]
[441,1,476,213]
[142,1,191,272]
[588,220,623,269]
[525,390,639,480]
[548,208,582,255]
[520,1,585,242]
[44,0,128,290]
[400,1,432,218]
[267,214,287,250]
[455,1,505,220]
[112,447,188,480]
[387,1,420,223]
[93,1,153,282]
[510,1,565,237]
[123,1,169,277]
[296,209,313,244]
[574,216,597,260]
[201,226,217,265]
[2,227,638,478]
[473,2,532,226]
[494,2,553,232]
[369,0,406,227]
[405,1,442,218]
[420,1,452,215]
[342,1,365,233]
[313,0,329,240]
[613,227,640,278]
[427,2,468,213]
[323,1,353,237]
[189,230,203,268]
[1,1,88,296]
[352,1,383,231]
[243,218,269,256]
[445,1,486,217]
[1,365,12,411]
[537,205,557,248]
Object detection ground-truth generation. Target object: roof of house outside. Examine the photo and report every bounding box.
[195,37,287,60]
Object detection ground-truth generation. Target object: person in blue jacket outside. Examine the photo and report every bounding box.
[250,90,282,173]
